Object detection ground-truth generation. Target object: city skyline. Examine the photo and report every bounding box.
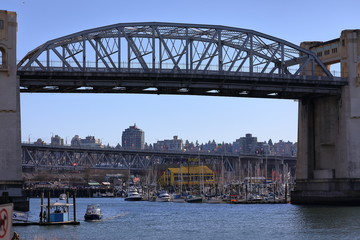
[31,129,297,157]
[3,0,359,147]
[31,128,296,148]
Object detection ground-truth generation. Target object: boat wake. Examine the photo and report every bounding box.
[102,212,129,221]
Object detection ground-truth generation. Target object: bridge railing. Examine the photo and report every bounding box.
[18,60,346,83]
[18,60,344,77]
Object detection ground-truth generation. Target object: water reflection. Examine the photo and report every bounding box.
[292,205,360,240]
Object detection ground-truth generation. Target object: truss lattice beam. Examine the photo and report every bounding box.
[21,144,296,172]
[17,22,347,99]
[19,22,334,76]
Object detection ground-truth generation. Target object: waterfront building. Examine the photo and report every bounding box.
[81,136,102,148]
[159,165,215,187]
[51,134,64,146]
[71,135,103,148]
[71,135,81,146]
[273,140,296,156]
[255,142,271,155]
[34,138,46,146]
[154,136,183,151]
[122,124,145,150]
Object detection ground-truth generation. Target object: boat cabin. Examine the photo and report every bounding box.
[42,202,73,223]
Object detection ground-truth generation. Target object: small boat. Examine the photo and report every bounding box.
[155,191,172,202]
[205,196,223,204]
[104,192,115,197]
[124,187,143,201]
[186,195,203,203]
[12,211,29,223]
[59,193,67,200]
[84,204,103,221]
[173,194,186,203]
[247,194,263,202]
[40,202,79,225]
[93,192,102,198]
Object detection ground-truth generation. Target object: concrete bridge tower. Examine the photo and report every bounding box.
[0,10,24,207]
[292,30,360,204]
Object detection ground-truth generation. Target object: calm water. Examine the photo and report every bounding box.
[13,198,360,240]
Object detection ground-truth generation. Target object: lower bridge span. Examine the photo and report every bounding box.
[21,144,296,176]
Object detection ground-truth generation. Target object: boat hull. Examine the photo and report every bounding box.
[40,221,80,226]
[84,214,103,221]
[155,198,171,202]
[186,198,203,203]
[206,199,223,204]
[124,197,143,201]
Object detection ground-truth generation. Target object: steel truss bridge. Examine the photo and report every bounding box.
[21,144,296,172]
[17,22,346,98]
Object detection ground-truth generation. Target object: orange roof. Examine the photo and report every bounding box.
[166,165,213,174]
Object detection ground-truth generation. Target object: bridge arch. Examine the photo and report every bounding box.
[17,22,346,99]
[18,22,331,75]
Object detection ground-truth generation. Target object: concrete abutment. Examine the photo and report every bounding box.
[0,10,28,210]
[292,30,360,204]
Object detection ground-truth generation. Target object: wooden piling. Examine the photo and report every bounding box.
[40,192,44,223]
[47,191,50,223]
[73,190,76,222]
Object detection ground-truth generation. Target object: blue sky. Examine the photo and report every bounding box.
[3,0,359,146]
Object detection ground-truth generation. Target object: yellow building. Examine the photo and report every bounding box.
[159,165,215,187]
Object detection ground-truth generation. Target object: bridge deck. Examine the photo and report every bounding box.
[18,68,346,99]
[21,144,296,171]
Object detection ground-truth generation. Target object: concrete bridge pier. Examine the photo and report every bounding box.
[0,10,27,210]
[291,30,360,204]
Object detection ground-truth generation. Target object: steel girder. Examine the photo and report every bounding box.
[21,144,296,172]
[22,146,153,170]
[17,22,346,99]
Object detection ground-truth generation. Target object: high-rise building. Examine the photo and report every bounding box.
[232,133,258,155]
[122,124,145,150]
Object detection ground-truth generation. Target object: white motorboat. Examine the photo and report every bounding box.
[155,191,172,202]
[124,187,143,201]
[84,204,103,221]
[59,193,67,200]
